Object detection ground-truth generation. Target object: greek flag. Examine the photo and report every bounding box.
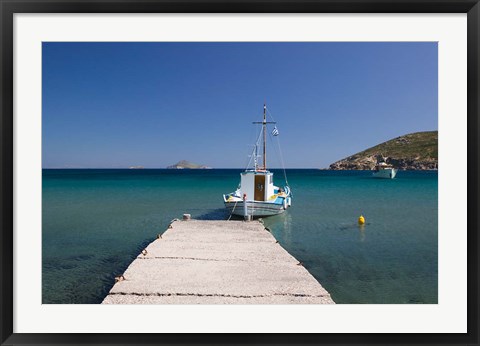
[271,126,279,136]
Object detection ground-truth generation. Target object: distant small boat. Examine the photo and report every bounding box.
[223,104,292,218]
[373,162,398,179]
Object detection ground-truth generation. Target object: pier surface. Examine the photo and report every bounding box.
[102,220,334,304]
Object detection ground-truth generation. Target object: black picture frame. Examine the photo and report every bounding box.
[1,1,479,345]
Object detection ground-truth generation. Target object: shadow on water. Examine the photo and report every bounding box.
[195,207,292,223]
[262,212,293,236]
[196,208,290,222]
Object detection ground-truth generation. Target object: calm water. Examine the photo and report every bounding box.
[42,169,437,304]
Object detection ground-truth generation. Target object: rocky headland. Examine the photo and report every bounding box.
[329,131,438,170]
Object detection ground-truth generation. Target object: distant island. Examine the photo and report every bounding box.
[166,160,212,169]
[329,131,438,170]
[129,166,145,169]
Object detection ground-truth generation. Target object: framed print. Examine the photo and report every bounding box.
[1,0,479,345]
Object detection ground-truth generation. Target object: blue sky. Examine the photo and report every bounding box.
[42,42,437,168]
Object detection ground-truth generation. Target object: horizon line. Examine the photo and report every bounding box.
[42,167,328,170]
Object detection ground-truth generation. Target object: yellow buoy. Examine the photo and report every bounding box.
[358,215,365,225]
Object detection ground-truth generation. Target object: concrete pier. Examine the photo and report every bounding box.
[102,220,334,304]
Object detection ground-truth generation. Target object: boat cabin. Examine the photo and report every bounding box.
[375,162,394,171]
[240,170,275,202]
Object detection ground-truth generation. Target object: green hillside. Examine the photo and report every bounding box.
[329,131,438,170]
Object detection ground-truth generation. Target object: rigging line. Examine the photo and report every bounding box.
[244,111,262,170]
[266,106,278,124]
[245,127,261,169]
[268,130,289,187]
[245,126,264,170]
[244,146,253,170]
[243,122,256,169]
[276,134,289,187]
[267,131,280,170]
[227,199,239,221]
[265,106,289,187]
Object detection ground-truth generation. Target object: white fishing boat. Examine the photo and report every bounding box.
[373,162,398,179]
[223,104,292,219]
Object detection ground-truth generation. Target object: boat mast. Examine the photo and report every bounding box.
[263,104,267,171]
[252,103,275,171]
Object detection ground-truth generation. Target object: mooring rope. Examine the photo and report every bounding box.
[227,199,239,221]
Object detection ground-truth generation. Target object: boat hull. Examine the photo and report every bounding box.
[373,168,398,179]
[224,200,287,217]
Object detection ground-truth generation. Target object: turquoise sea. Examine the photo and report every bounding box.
[42,169,437,304]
